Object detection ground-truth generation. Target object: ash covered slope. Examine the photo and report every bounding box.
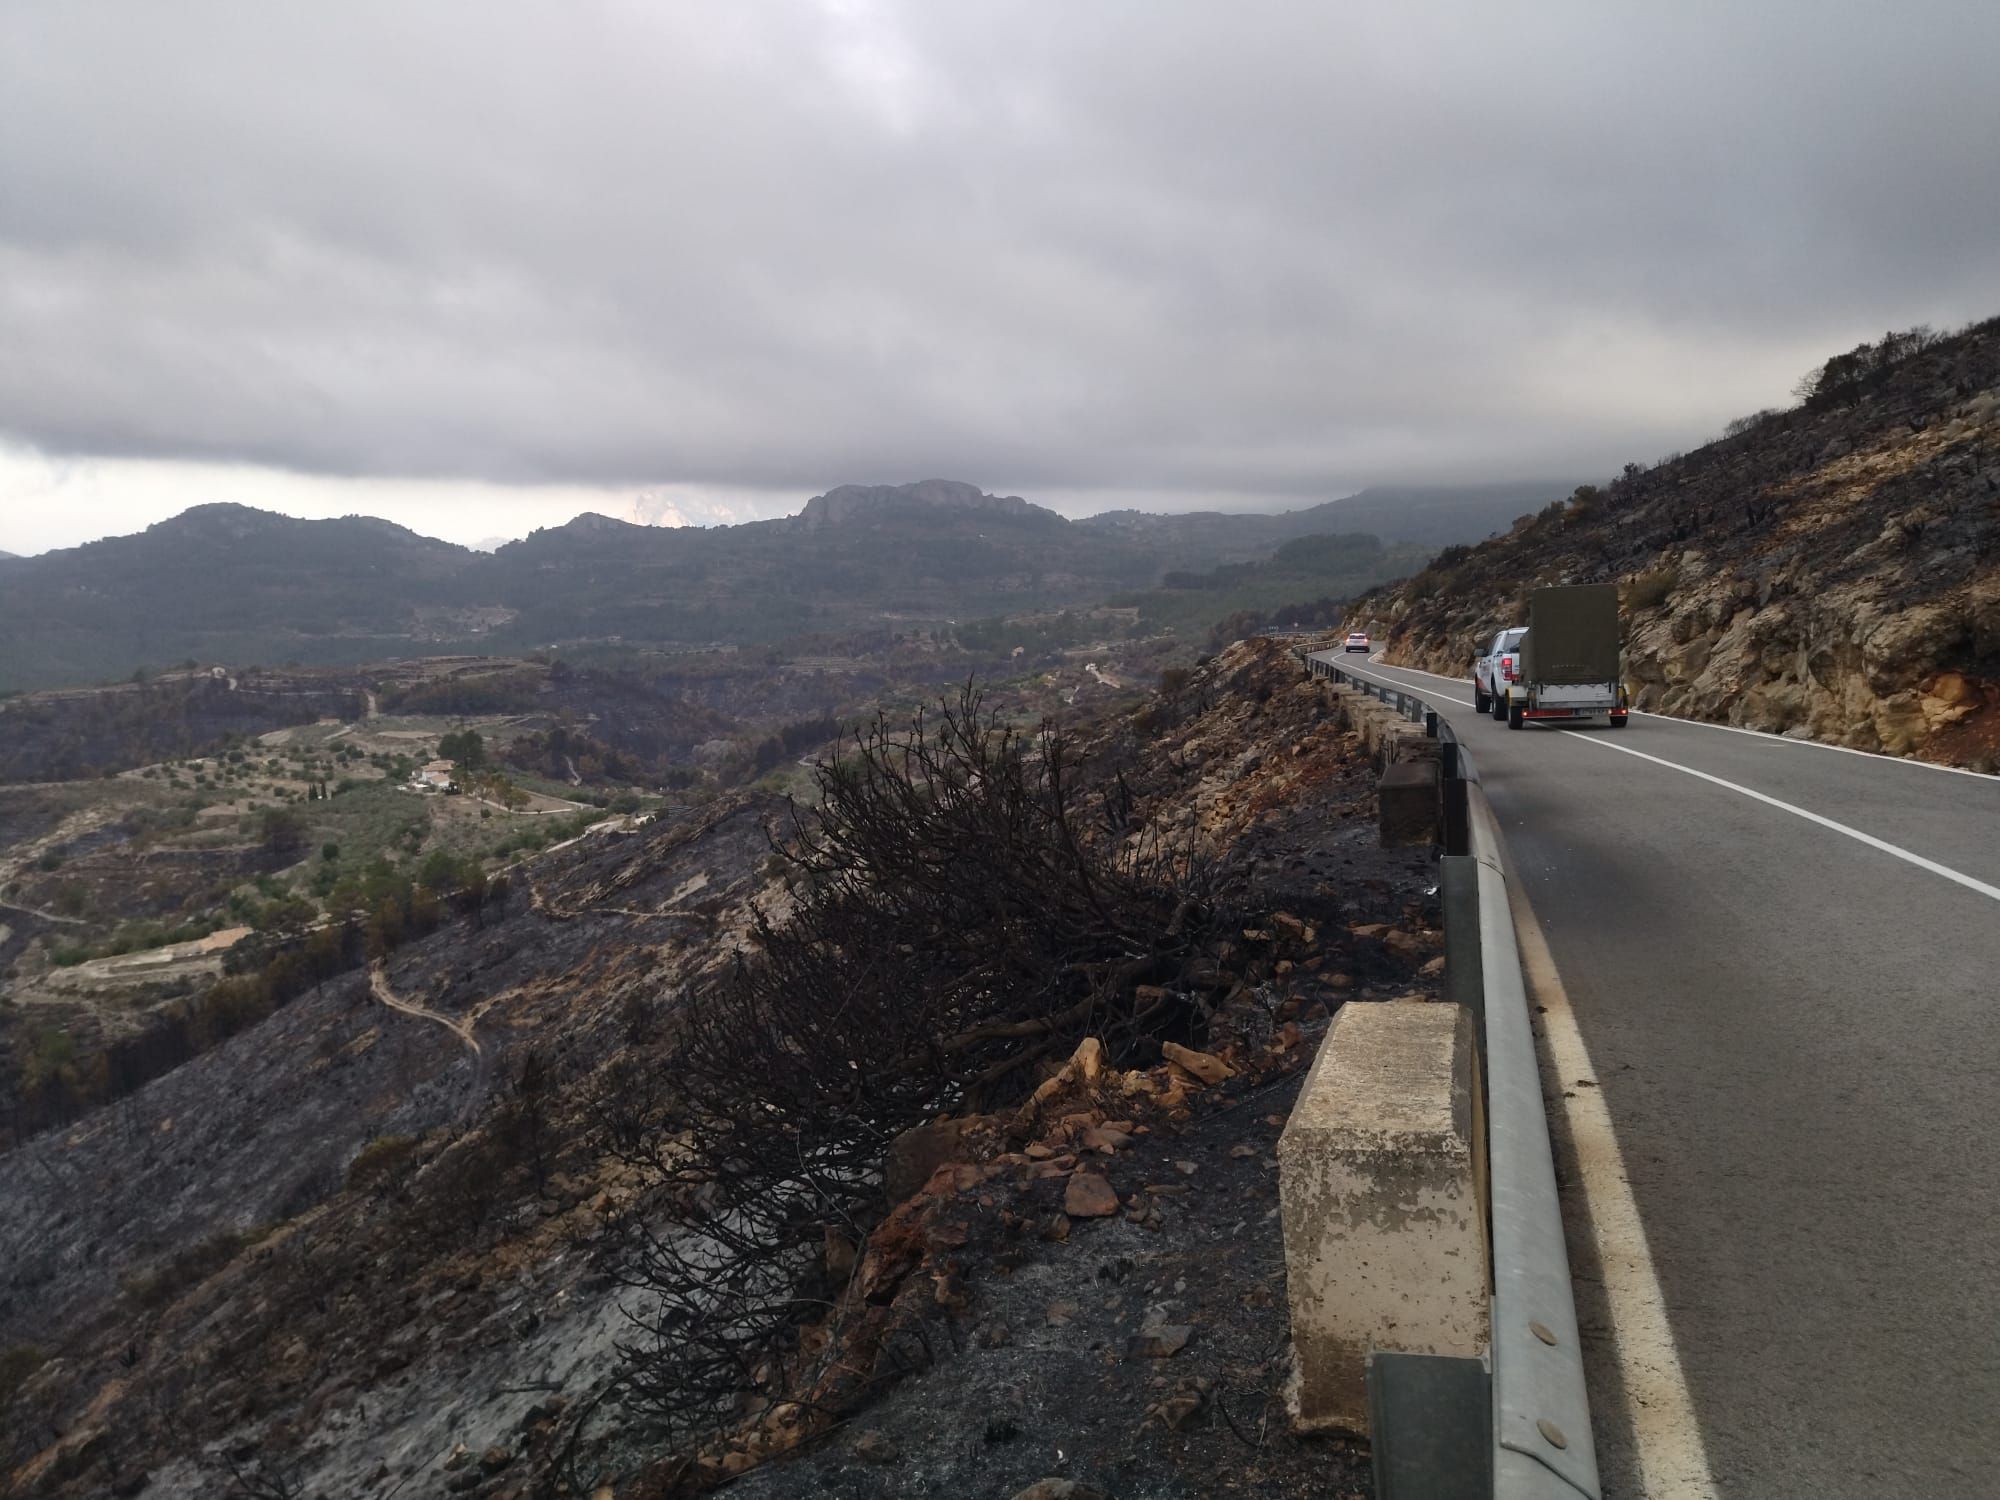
[2,640,1436,1499]
[0,797,788,1496]
[1360,318,2000,767]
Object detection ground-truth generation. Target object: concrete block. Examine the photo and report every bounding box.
[1357,703,1399,762]
[1385,729,1441,766]
[1277,1002,1488,1434]
[1378,758,1440,846]
[1327,683,1365,731]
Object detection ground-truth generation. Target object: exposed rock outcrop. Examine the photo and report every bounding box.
[793,478,1052,530]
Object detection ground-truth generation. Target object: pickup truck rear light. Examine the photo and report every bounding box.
[1501,656,1518,681]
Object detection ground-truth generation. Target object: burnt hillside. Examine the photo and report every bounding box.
[1357,317,2000,768]
[0,642,1439,1498]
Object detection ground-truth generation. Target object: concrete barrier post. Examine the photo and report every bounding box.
[1278,1002,1490,1434]
[1378,758,1441,845]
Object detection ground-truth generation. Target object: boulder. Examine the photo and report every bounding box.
[1160,1042,1235,1085]
[884,1119,969,1205]
[1063,1173,1120,1218]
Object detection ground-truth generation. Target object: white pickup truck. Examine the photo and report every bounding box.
[1471,627,1528,717]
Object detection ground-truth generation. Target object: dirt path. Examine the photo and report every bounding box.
[0,804,116,925]
[368,961,482,1056]
[0,896,86,926]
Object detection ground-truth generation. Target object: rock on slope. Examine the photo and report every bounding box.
[1358,317,2000,767]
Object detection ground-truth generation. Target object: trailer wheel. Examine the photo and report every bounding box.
[1609,713,1629,730]
[1507,699,1525,730]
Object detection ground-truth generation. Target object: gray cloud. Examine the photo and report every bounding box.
[3,0,1998,516]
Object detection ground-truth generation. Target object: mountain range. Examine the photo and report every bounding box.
[0,477,1568,691]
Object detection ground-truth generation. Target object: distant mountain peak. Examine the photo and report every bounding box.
[795,479,1048,530]
[518,512,651,544]
[141,502,436,545]
[150,501,278,532]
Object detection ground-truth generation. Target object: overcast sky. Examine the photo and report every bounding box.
[4,1,1998,555]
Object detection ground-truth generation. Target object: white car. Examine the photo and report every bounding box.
[1343,631,1370,654]
[1472,626,1528,717]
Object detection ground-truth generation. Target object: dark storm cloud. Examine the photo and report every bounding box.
[3,0,1997,504]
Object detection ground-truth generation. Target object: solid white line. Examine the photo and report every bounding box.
[1627,708,2000,781]
[1497,845,1720,1499]
[1558,730,2000,904]
[1373,656,1999,783]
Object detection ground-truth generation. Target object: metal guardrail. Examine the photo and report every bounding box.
[1469,783,1601,1500]
[1303,650,1472,853]
[1299,648,1601,1500]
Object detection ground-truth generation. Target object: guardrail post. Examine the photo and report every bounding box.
[1426,709,1440,738]
[1442,855,1485,1081]
[1443,772,1469,856]
[1368,1352,1493,1500]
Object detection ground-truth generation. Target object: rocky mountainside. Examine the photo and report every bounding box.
[0,639,1440,1498]
[1357,318,2000,768]
[1078,479,1571,570]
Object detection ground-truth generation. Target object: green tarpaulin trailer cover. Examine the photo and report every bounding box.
[1521,585,1621,685]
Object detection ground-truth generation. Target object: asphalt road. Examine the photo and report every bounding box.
[1311,650,2000,1497]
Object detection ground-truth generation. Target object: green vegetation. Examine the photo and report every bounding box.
[1114,531,1431,641]
[954,611,1106,655]
[311,781,430,873]
[438,727,488,767]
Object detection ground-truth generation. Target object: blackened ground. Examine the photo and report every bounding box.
[723,1065,1378,1500]
[722,760,1442,1499]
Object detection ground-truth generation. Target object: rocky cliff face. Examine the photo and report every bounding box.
[793,478,1049,530]
[1360,318,2000,768]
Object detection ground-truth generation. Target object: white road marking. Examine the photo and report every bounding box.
[1371,656,2000,782]
[1499,854,1721,1499]
[1559,731,2000,905]
[1627,708,2000,780]
[1323,658,2000,900]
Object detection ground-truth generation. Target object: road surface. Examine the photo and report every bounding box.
[1311,649,2000,1497]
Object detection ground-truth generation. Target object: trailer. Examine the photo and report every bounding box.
[1502,584,1629,730]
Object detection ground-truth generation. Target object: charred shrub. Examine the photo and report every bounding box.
[603,684,1222,1453]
